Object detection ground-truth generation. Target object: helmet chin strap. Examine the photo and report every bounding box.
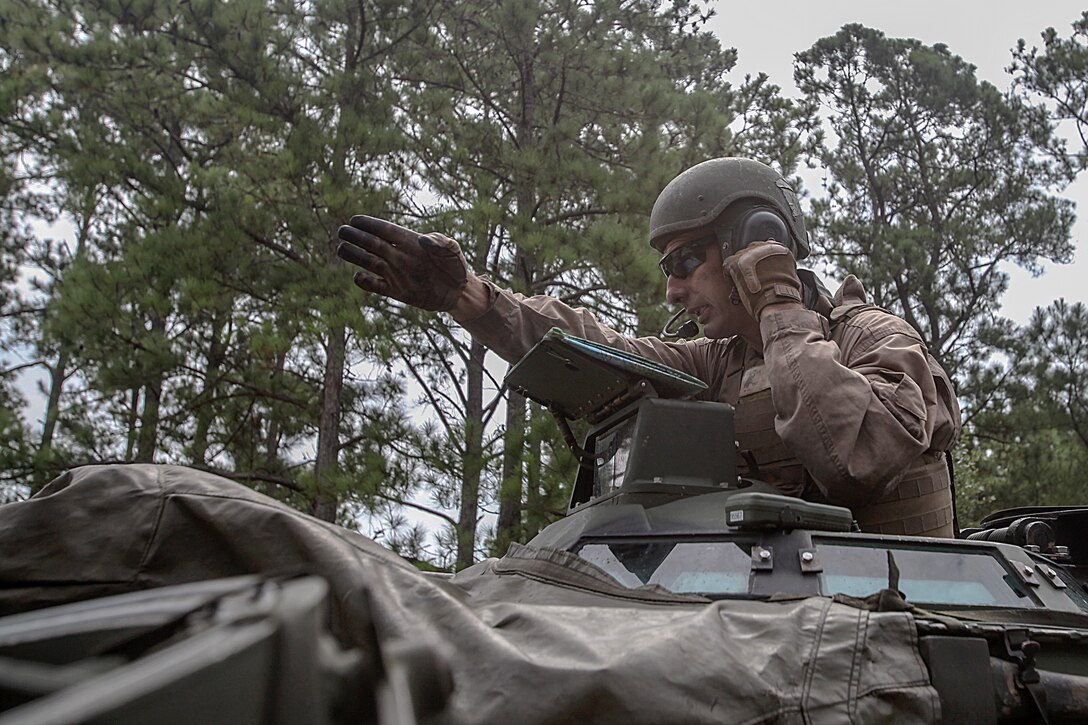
[797,268,832,311]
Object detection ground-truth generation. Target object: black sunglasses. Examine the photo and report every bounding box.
[658,237,716,279]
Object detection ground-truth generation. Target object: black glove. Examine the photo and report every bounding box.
[337,215,469,312]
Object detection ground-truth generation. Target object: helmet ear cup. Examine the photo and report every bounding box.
[734,208,790,254]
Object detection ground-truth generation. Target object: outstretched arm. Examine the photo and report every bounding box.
[336,215,730,389]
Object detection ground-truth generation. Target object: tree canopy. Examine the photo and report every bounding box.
[0,6,1085,560]
[796,25,1075,372]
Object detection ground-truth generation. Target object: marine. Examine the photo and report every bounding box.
[336,157,962,536]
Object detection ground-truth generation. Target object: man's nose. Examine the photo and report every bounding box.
[665,274,687,305]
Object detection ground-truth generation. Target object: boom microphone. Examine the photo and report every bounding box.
[660,307,699,340]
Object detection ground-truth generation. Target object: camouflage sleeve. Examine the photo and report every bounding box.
[457,280,732,394]
[760,300,961,508]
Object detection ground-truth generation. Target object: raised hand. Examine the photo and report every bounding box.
[723,241,803,319]
[336,215,469,312]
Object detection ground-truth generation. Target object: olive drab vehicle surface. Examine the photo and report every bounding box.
[506,329,1088,724]
[2,330,1088,724]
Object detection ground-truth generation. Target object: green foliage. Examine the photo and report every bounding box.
[0,381,31,502]
[956,299,1088,524]
[1022,300,1088,445]
[796,24,1086,523]
[956,429,1088,528]
[1011,11,1088,167]
[2,3,1084,563]
[796,24,1075,375]
[0,26,53,494]
[393,0,815,563]
[0,0,425,512]
[411,0,816,328]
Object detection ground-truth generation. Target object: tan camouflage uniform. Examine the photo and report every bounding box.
[461,274,960,537]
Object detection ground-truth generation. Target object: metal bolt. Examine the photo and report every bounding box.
[801,551,814,563]
[1023,566,1035,577]
[759,549,771,560]
[1044,567,1057,577]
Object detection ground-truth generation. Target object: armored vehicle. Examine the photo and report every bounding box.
[502,328,1088,724]
[1,330,1087,724]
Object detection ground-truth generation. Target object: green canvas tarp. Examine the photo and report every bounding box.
[0,465,940,723]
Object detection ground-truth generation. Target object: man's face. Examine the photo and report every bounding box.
[661,233,750,339]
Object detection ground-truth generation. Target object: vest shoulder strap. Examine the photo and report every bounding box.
[827,301,883,326]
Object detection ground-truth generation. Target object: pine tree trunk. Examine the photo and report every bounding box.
[34,204,93,491]
[457,340,486,569]
[263,349,288,474]
[190,313,226,465]
[32,349,69,493]
[495,25,536,552]
[125,387,140,460]
[134,379,163,463]
[496,389,525,553]
[135,314,166,463]
[524,405,543,539]
[313,323,346,522]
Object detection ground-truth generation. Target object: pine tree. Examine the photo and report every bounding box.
[795,25,1076,376]
[0,0,431,523]
[392,0,816,566]
[1011,11,1088,168]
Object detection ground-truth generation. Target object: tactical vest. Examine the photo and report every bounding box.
[732,305,956,538]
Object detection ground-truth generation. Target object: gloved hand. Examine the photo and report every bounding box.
[723,241,803,319]
[336,215,469,311]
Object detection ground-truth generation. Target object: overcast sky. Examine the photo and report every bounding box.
[707,1,1087,323]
